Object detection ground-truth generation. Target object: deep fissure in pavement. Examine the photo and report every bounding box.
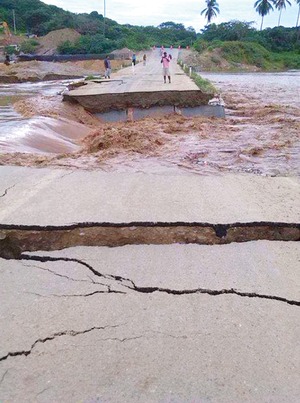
[0,324,122,363]
[18,254,300,307]
[0,221,299,258]
[1,252,299,363]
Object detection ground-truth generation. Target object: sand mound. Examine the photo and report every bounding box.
[0,60,100,82]
[37,28,81,55]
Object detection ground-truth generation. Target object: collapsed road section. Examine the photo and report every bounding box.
[0,221,299,258]
[63,49,223,119]
[1,164,299,402]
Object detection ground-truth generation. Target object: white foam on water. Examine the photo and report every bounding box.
[0,116,90,154]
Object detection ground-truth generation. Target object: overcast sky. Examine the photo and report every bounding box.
[43,0,298,32]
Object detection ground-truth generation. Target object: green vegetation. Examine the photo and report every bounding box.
[85,75,98,81]
[192,73,216,93]
[1,0,299,70]
[194,21,300,70]
[4,45,17,55]
[179,61,216,93]
[19,39,40,54]
[202,40,300,69]
[201,0,220,24]
[197,21,299,52]
[0,0,196,53]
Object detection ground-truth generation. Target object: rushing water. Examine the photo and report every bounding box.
[200,70,300,109]
[0,80,86,153]
[0,72,299,176]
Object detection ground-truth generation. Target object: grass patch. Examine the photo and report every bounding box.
[191,73,216,93]
[200,41,300,71]
[178,60,216,94]
[85,75,98,81]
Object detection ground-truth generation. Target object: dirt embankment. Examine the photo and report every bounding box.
[36,28,80,55]
[180,49,260,72]
[0,59,129,83]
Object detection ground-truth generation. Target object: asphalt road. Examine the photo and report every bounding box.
[0,165,299,402]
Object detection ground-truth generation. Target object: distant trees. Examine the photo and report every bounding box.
[296,0,300,27]
[199,21,256,41]
[2,0,300,56]
[201,0,220,24]
[198,20,299,52]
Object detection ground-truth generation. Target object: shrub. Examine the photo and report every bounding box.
[20,39,40,54]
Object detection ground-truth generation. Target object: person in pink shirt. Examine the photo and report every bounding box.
[161,51,171,84]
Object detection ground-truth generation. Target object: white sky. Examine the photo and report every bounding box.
[43,0,298,32]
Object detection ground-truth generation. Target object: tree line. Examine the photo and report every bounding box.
[0,0,196,53]
[201,0,300,30]
[1,0,299,56]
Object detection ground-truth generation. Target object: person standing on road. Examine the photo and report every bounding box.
[161,51,171,84]
[132,53,137,66]
[104,55,111,79]
[143,54,147,66]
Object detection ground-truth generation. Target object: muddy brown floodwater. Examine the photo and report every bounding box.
[0,71,299,176]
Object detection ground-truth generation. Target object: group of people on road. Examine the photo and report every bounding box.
[103,47,173,84]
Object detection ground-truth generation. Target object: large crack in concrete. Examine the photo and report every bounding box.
[0,221,299,258]
[17,254,300,307]
[0,184,15,198]
[0,324,122,363]
[1,252,299,365]
[22,263,107,286]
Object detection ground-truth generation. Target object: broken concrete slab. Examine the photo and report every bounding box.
[132,105,175,120]
[175,104,225,118]
[95,104,224,122]
[0,166,299,226]
[95,109,128,123]
[63,49,214,113]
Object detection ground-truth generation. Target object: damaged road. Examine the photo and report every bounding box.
[0,221,299,258]
[0,242,300,402]
[0,166,299,402]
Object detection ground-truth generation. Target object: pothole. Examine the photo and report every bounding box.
[0,221,299,259]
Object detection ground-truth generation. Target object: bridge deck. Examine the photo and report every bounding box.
[64,49,214,113]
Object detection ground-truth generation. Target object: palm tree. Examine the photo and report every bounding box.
[296,0,300,27]
[274,0,292,25]
[201,0,220,24]
[254,0,275,30]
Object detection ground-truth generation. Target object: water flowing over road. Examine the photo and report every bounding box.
[0,70,299,176]
[0,80,87,153]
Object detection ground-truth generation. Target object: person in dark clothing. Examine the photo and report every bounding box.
[4,54,10,66]
[104,55,111,79]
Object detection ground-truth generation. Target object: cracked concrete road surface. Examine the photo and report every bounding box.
[0,166,300,402]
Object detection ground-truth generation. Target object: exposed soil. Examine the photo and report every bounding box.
[36,28,81,55]
[0,59,127,83]
[180,49,261,72]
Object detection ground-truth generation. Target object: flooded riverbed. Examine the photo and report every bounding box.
[0,72,299,176]
[0,80,90,153]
